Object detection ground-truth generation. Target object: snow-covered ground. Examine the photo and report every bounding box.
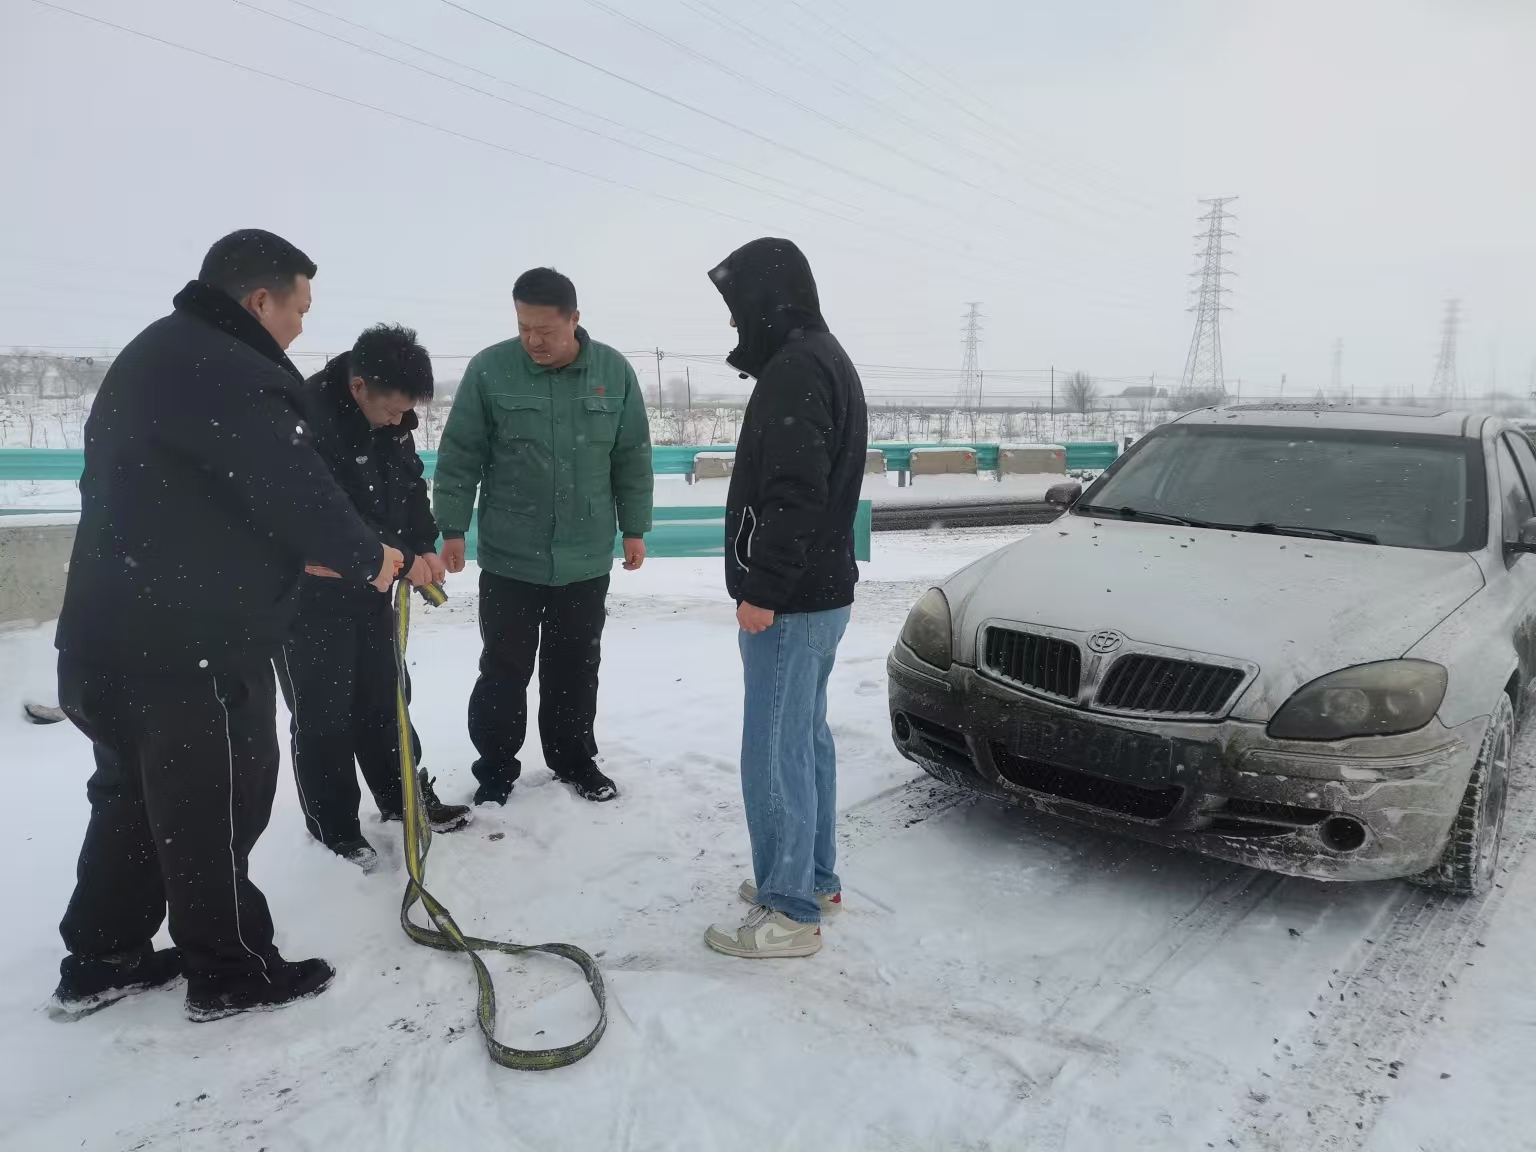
[2,527,1533,1152]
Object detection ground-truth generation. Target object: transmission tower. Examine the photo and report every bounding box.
[1331,338,1345,401]
[958,302,984,409]
[1431,299,1461,405]
[1179,197,1238,401]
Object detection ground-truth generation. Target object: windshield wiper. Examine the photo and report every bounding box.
[1241,523,1379,545]
[1076,504,1220,530]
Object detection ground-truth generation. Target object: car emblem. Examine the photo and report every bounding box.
[1087,630,1124,654]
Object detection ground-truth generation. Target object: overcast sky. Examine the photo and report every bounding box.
[3,0,1532,402]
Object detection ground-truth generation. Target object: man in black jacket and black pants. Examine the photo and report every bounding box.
[275,324,471,871]
[702,238,868,960]
[50,230,403,1023]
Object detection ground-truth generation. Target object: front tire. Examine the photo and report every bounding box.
[1413,695,1513,897]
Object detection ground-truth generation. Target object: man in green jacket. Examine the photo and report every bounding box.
[435,268,653,804]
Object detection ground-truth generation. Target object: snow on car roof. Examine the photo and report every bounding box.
[1174,404,1484,438]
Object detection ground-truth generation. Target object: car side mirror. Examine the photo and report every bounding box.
[1509,517,1536,555]
[1045,481,1083,509]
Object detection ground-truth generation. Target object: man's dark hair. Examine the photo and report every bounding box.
[351,323,434,401]
[512,267,578,316]
[199,229,317,302]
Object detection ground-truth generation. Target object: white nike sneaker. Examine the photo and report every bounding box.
[738,880,842,914]
[705,905,822,959]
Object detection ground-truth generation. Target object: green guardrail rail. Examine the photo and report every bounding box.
[459,503,870,564]
[0,457,872,561]
[1,443,1119,483]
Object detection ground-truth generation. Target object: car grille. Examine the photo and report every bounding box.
[983,628,1082,699]
[1095,655,1245,716]
[991,745,1183,821]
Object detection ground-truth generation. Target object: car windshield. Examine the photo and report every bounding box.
[1078,425,1485,552]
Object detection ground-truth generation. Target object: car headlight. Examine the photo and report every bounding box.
[900,588,953,670]
[1268,660,1448,741]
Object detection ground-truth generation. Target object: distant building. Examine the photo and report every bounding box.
[1119,385,1169,400]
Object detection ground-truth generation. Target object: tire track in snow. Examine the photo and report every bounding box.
[1226,770,1536,1150]
[837,775,979,859]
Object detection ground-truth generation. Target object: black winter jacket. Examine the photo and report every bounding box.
[55,281,384,672]
[295,352,439,617]
[710,238,868,614]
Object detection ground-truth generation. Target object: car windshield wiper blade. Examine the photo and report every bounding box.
[1075,504,1220,529]
[1241,522,1380,545]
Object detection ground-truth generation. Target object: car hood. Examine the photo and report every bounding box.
[945,517,1485,721]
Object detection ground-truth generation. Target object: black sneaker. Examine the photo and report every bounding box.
[421,775,473,832]
[185,957,336,1023]
[329,837,381,873]
[49,946,184,1022]
[554,762,618,803]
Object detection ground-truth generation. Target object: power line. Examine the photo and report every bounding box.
[434,0,1163,280]
[26,0,762,228]
[22,1,1168,314]
[1179,197,1238,400]
[575,0,1144,247]
[780,0,1165,218]
[229,0,1148,299]
[248,0,875,223]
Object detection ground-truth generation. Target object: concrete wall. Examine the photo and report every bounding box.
[692,454,736,481]
[864,450,887,475]
[0,520,76,629]
[909,448,978,477]
[998,445,1066,475]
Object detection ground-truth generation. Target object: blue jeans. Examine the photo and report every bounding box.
[738,606,852,925]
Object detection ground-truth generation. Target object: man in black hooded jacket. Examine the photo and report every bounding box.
[50,230,402,1023]
[702,238,868,960]
[275,323,471,871]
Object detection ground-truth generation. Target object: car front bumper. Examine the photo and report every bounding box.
[887,647,1487,882]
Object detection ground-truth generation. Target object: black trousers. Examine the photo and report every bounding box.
[469,571,609,790]
[274,604,418,848]
[58,656,282,981]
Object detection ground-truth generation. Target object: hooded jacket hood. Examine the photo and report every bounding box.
[708,238,827,379]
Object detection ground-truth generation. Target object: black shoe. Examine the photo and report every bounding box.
[473,779,514,807]
[185,957,336,1023]
[421,775,473,832]
[329,837,381,873]
[554,762,618,803]
[50,946,183,1022]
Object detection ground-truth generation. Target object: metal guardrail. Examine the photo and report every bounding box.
[0,443,1120,482]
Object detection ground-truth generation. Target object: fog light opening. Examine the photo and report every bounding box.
[893,712,913,743]
[1321,816,1367,853]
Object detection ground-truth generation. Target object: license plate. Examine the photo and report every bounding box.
[1007,713,1177,786]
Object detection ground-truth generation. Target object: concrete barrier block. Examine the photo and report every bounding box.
[692,452,736,481]
[909,447,978,476]
[998,444,1066,475]
[864,450,887,475]
[0,520,76,628]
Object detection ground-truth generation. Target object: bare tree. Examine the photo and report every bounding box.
[660,376,690,412]
[1065,371,1099,415]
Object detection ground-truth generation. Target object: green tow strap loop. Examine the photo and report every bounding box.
[392,580,608,1070]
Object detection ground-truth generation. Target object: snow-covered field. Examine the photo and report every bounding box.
[2,527,1534,1152]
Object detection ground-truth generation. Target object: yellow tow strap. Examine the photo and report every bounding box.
[391,580,608,1070]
